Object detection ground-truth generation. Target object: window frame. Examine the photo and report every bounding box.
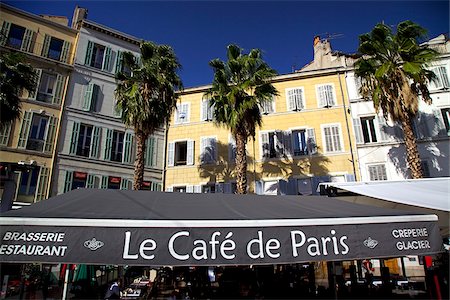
[285,87,305,111]
[175,103,190,124]
[26,114,49,152]
[367,163,388,181]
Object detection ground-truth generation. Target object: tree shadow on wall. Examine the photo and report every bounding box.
[387,111,449,178]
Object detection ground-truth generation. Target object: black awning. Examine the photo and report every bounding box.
[0,189,443,266]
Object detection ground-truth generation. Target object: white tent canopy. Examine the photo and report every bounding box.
[319,177,450,236]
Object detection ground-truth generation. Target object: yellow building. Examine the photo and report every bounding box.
[0,3,77,205]
[165,43,360,194]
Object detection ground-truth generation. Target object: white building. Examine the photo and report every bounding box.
[346,34,450,181]
[52,7,165,195]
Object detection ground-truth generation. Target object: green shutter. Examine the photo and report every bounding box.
[41,34,51,58]
[17,111,32,148]
[82,83,94,111]
[86,174,96,188]
[91,84,99,111]
[145,137,155,167]
[64,170,73,193]
[115,50,123,73]
[0,21,11,46]
[28,69,42,100]
[123,132,134,164]
[0,123,11,146]
[52,74,65,105]
[101,175,108,189]
[120,178,129,190]
[69,121,80,154]
[21,28,34,52]
[84,41,94,65]
[35,167,50,202]
[102,47,112,71]
[60,41,71,63]
[44,116,58,154]
[104,129,113,160]
[90,126,101,159]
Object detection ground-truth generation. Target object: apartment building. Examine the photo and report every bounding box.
[165,38,359,195]
[0,3,77,206]
[52,7,165,195]
[347,34,450,181]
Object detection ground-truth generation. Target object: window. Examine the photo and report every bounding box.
[82,83,100,112]
[85,41,112,71]
[37,72,56,103]
[173,186,186,193]
[292,128,317,156]
[360,117,377,143]
[111,131,124,162]
[168,140,194,166]
[115,51,132,76]
[261,131,292,159]
[286,87,305,111]
[26,115,48,152]
[429,66,450,90]
[0,123,11,146]
[421,161,431,178]
[316,84,336,107]
[441,108,450,136]
[202,184,216,193]
[200,137,217,164]
[322,124,343,153]
[368,164,387,181]
[108,176,121,189]
[76,124,93,157]
[201,99,214,121]
[6,23,25,49]
[175,103,189,124]
[260,96,275,114]
[71,172,88,190]
[17,167,40,203]
[48,37,64,61]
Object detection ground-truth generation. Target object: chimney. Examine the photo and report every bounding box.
[313,36,320,47]
[71,6,88,29]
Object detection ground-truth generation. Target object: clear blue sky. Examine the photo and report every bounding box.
[5,1,449,88]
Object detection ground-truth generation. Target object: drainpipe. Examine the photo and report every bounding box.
[337,71,357,180]
[161,121,169,191]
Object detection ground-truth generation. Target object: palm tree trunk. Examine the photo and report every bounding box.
[133,130,147,190]
[401,114,423,179]
[235,130,248,194]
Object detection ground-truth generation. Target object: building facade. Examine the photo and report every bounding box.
[347,34,450,181]
[0,3,77,206]
[165,38,359,195]
[52,8,165,195]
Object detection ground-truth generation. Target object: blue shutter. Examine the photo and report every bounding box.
[69,122,80,155]
[84,41,94,65]
[17,111,32,148]
[64,170,73,193]
[104,129,113,160]
[41,34,51,58]
[90,126,101,159]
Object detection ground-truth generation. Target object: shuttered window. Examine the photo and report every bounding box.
[60,41,72,64]
[63,170,73,193]
[168,140,194,166]
[44,116,57,154]
[0,21,11,46]
[260,96,275,114]
[69,122,80,155]
[21,28,35,53]
[286,87,305,111]
[90,126,101,158]
[200,137,217,163]
[352,118,363,144]
[123,132,135,164]
[28,69,42,100]
[144,137,156,167]
[175,103,189,124]
[430,66,450,90]
[316,84,336,107]
[103,128,113,160]
[17,111,32,149]
[322,124,343,153]
[201,99,214,121]
[82,83,100,111]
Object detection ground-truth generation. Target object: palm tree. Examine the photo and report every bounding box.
[115,42,182,190]
[206,44,278,194]
[0,51,37,130]
[354,21,438,179]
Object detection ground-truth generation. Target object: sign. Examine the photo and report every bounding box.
[0,221,442,266]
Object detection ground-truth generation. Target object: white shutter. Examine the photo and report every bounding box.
[286,89,296,111]
[200,137,207,163]
[275,131,283,157]
[317,85,327,107]
[210,138,217,161]
[261,132,269,159]
[186,185,194,193]
[306,128,317,154]
[376,115,390,141]
[166,186,173,192]
[194,185,202,193]
[187,140,194,165]
[167,142,175,167]
[433,108,447,136]
[283,131,292,157]
[201,99,208,121]
[352,118,363,144]
[229,136,236,162]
